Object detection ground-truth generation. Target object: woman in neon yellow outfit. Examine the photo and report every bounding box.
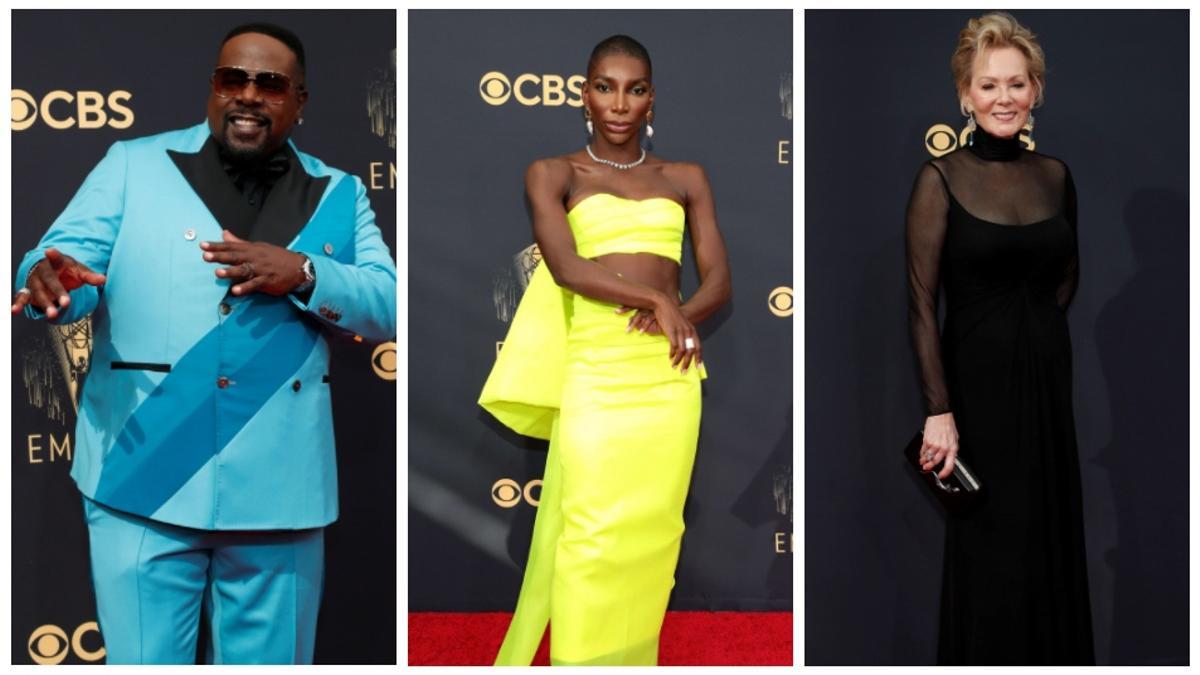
[480,35,732,666]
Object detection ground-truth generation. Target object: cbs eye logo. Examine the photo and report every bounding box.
[768,286,793,317]
[492,478,541,507]
[924,121,1036,157]
[371,341,396,381]
[12,89,134,131]
[28,622,105,665]
[478,72,585,107]
[924,124,959,158]
[479,72,511,106]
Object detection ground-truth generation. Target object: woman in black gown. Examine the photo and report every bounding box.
[905,12,1094,665]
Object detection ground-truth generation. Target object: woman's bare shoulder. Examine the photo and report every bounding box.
[655,157,711,197]
[525,154,579,193]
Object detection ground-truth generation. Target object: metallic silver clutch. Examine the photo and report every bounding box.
[904,431,984,512]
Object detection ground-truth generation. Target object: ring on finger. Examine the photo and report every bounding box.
[16,288,30,296]
[242,262,255,278]
[684,337,695,350]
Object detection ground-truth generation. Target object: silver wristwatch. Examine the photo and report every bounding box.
[294,255,316,293]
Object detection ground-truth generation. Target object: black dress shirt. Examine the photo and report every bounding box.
[218,146,291,213]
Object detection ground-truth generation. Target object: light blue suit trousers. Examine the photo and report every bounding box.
[84,497,324,664]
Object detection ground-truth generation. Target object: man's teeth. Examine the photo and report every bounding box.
[232,117,265,127]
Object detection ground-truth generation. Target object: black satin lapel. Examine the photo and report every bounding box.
[252,144,330,248]
[167,137,258,239]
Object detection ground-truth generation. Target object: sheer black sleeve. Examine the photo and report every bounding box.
[1056,163,1079,309]
[905,162,952,416]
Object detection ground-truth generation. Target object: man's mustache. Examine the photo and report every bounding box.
[224,110,271,125]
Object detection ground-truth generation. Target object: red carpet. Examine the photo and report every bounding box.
[408,611,792,666]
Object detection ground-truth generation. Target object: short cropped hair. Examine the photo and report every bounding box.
[951,12,1045,114]
[222,22,307,79]
[587,35,652,80]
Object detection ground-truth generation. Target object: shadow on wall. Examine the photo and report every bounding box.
[864,232,944,666]
[1093,187,1188,665]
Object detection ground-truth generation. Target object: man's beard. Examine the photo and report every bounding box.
[220,115,274,163]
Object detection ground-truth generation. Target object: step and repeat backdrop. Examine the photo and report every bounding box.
[11,10,396,664]
[409,10,793,613]
[805,10,1188,666]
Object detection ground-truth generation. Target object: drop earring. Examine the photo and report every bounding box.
[584,109,593,136]
[967,111,977,146]
[645,108,654,139]
[1026,112,1035,143]
[297,117,304,126]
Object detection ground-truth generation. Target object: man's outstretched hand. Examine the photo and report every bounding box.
[11,248,107,319]
[201,230,306,297]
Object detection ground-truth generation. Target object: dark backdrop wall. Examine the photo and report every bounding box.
[408,10,793,613]
[804,9,1187,666]
[11,10,396,665]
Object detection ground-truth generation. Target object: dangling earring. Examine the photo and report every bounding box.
[297,117,304,126]
[645,108,654,139]
[584,109,593,136]
[967,111,977,146]
[1026,112,1035,143]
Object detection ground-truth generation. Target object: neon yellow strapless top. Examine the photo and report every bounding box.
[479,194,692,440]
[566,193,686,263]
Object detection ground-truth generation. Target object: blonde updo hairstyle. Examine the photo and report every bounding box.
[951,12,1046,116]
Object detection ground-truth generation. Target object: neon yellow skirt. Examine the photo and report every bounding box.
[484,270,703,665]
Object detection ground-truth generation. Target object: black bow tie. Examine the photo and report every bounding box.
[219,147,291,183]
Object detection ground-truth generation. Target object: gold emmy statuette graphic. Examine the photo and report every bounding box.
[517,243,541,286]
[366,49,396,149]
[51,318,93,413]
[778,72,792,121]
[493,242,543,322]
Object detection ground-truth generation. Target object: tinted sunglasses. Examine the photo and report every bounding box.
[211,66,303,105]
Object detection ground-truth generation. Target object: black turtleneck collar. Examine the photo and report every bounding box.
[968,123,1023,162]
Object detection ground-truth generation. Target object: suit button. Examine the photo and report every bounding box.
[217,376,230,389]
[219,302,232,315]
[184,228,196,241]
[292,379,302,392]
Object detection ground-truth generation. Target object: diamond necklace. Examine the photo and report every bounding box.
[586,144,646,170]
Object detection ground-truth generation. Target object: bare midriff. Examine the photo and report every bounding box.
[593,252,681,299]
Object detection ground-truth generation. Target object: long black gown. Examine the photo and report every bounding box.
[905,126,1095,665]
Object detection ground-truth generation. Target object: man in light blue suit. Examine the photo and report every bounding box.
[11,23,396,664]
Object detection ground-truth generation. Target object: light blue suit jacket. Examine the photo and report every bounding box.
[16,122,397,530]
